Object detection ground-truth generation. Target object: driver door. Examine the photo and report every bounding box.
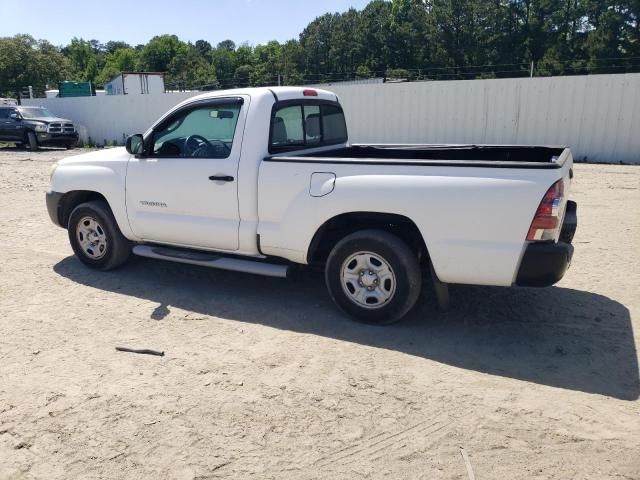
[0,109,9,139]
[0,108,20,141]
[126,97,247,251]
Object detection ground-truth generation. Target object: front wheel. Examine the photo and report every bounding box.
[68,200,131,270]
[325,230,422,325]
[27,131,38,150]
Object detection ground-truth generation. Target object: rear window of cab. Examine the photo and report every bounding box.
[269,101,347,153]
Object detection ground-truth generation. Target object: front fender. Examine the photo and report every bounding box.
[51,163,137,240]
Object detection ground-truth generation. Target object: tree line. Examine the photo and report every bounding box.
[1,0,638,97]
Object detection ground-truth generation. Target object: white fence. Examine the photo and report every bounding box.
[24,73,640,163]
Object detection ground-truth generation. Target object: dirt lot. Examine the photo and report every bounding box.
[0,146,638,480]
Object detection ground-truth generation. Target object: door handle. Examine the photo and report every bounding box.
[208,175,234,182]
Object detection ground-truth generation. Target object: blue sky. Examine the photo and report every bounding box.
[3,0,371,47]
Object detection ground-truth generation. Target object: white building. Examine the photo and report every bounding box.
[105,72,165,96]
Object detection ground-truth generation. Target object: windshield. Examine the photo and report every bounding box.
[19,107,55,119]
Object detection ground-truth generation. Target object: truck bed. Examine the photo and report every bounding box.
[270,144,567,169]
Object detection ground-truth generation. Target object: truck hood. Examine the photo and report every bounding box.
[24,116,73,124]
[58,147,130,165]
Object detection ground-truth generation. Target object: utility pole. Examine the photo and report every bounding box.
[530,61,534,78]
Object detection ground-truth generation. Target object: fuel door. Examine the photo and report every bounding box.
[310,172,336,197]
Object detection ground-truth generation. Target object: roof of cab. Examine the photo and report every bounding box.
[185,86,338,104]
[145,86,341,134]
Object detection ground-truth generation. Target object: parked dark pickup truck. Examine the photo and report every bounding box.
[0,106,78,149]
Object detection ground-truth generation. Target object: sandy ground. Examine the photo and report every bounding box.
[0,146,638,480]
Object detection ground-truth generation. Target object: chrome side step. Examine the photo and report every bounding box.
[132,245,288,278]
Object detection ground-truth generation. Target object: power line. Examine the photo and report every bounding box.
[152,52,640,91]
[166,55,640,91]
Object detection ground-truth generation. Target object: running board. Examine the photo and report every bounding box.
[132,245,288,278]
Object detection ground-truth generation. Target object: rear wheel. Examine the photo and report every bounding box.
[325,230,422,324]
[68,201,131,270]
[26,131,38,150]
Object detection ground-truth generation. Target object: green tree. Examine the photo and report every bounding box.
[300,13,338,82]
[96,48,139,86]
[327,8,363,79]
[356,65,372,78]
[7,0,640,96]
[217,39,236,51]
[234,64,253,87]
[0,35,71,97]
[84,57,99,82]
[63,37,97,79]
[167,44,217,90]
[582,1,638,73]
[104,41,132,54]
[252,41,282,84]
[280,40,304,85]
[194,39,212,57]
[356,0,394,74]
[211,46,238,88]
[139,35,189,73]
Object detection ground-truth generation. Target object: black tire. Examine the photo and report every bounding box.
[26,131,38,150]
[325,229,422,325]
[15,142,27,150]
[67,200,131,271]
[65,142,76,150]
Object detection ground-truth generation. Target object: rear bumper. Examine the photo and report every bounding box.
[46,191,64,228]
[515,200,577,287]
[516,241,574,286]
[559,200,577,243]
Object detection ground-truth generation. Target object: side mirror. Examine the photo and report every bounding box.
[126,134,144,156]
[9,113,20,121]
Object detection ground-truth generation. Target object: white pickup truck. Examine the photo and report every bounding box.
[46,86,577,324]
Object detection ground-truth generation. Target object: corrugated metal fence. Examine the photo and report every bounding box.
[24,73,640,163]
[328,73,640,163]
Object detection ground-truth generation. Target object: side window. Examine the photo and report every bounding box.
[0,109,11,119]
[272,106,303,147]
[270,101,348,153]
[304,105,321,146]
[152,102,241,158]
[321,104,347,143]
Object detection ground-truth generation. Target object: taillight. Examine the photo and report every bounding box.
[527,180,565,241]
[303,89,318,96]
